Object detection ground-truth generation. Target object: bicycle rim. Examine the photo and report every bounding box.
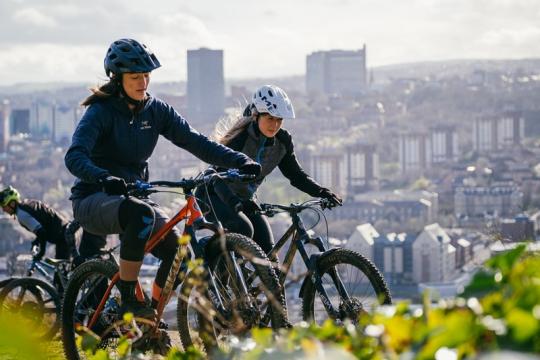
[0,277,60,340]
[62,260,123,360]
[302,249,391,325]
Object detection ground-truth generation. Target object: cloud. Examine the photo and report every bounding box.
[1,0,540,85]
[480,27,540,46]
[0,44,104,84]
[13,7,58,28]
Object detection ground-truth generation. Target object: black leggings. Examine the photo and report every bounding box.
[197,189,274,256]
[81,197,181,289]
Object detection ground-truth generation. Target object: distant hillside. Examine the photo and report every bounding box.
[2,59,540,96]
[371,58,540,83]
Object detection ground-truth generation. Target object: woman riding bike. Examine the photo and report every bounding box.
[64,38,261,320]
[196,85,342,259]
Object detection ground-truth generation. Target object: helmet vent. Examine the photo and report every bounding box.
[268,90,274,97]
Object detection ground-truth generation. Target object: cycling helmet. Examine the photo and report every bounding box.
[0,186,21,207]
[104,38,161,77]
[252,85,295,119]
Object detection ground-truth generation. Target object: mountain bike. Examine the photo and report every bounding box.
[61,170,288,359]
[257,199,392,325]
[0,253,66,340]
[0,247,116,340]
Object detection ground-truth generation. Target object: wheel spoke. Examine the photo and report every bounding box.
[14,283,30,306]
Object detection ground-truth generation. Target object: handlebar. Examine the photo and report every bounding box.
[127,169,255,197]
[258,198,338,217]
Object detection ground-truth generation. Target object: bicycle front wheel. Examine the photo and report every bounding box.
[177,232,288,354]
[302,248,391,325]
[0,277,61,340]
[61,259,120,360]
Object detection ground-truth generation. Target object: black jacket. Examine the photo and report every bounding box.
[212,122,323,203]
[65,95,252,199]
[16,200,68,258]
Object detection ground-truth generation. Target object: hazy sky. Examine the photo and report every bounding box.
[1,0,539,85]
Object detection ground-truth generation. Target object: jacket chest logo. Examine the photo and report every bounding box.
[140,120,152,130]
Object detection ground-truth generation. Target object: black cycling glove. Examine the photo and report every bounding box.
[99,175,127,196]
[239,161,262,177]
[234,199,262,214]
[319,188,343,207]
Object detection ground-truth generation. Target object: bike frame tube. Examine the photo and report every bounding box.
[34,262,55,283]
[88,194,203,330]
[154,193,204,322]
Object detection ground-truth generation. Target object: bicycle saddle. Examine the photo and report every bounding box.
[44,258,70,266]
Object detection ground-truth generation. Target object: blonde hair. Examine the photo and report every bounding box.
[214,107,257,145]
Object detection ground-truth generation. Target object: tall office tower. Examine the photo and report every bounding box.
[53,104,77,144]
[0,100,10,153]
[306,45,367,96]
[346,143,379,194]
[309,147,346,193]
[11,109,31,134]
[430,125,459,164]
[398,132,431,174]
[187,48,225,124]
[30,102,54,138]
[473,112,524,153]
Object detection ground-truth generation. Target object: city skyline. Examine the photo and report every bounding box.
[1,0,540,85]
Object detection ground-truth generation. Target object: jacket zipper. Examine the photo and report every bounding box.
[256,136,266,163]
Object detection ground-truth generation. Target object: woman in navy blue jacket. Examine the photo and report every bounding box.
[64,38,260,318]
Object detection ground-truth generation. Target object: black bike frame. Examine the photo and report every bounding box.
[262,205,352,320]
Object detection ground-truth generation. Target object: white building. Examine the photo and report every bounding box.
[346,223,379,261]
[412,223,456,283]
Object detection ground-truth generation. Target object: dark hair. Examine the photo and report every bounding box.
[80,77,121,107]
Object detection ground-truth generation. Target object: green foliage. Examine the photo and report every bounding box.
[0,312,52,360]
[229,246,540,359]
[1,246,538,359]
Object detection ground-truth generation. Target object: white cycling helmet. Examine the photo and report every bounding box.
[252,85,295,119]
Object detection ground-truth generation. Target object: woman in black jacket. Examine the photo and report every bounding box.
[198,85,342,257]
[64,38,260,318]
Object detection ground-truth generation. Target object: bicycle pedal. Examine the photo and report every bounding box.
[157,319,169,330]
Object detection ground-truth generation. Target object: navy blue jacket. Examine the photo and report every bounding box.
[65,95,252,199]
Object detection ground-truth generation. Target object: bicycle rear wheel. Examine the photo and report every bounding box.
[0,277,61,340]
[177,232,288,354]
[61,259,121,360]
[302,248,391,325]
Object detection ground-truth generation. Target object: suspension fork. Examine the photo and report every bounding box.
[154,236,188,327]
[309,249,352,320]
[293,212,350,318]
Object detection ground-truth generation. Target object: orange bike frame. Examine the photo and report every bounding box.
[88,194,204,329]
